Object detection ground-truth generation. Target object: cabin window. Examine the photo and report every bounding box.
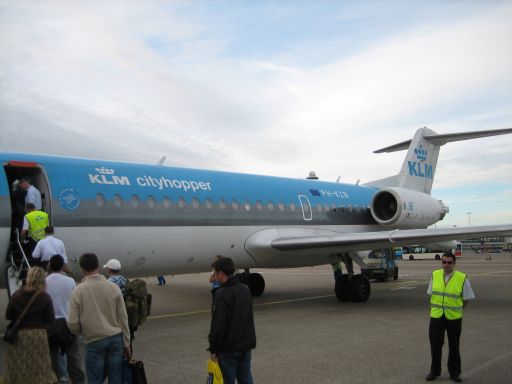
[331,203,336,210]
[244,200,251,211]
[316,203,323,212]
[205,198,213,209]
[113,194,123,208]
[232,199,239,210]
[178,197,186,208]
[147,195,156,209]
[290,202,296,211]
[256,200,263,210]
[163,196,171,208]
[219,199,226,209]
[278,202,285,211]
[96,193,106,207]
[192,197,200,209]
[130,195,140,208]
[324,204,329,211]
[267,201,274,211]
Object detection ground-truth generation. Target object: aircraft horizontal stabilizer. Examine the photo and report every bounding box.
[270,224,512,253]
[374,127,512,153]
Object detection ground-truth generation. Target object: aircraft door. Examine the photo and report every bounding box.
[3,161,53,238]
[298,194,313,221]
[0,168,11,253]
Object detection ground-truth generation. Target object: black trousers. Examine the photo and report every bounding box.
[429,315,462,377]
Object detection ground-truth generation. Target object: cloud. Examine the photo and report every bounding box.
[0,1,511,225]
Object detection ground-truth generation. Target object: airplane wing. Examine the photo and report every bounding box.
[271,225,512,253]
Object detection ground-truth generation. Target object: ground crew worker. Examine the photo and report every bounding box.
[20,203,49,260]
[425,251,475,382]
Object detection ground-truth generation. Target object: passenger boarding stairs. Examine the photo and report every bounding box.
[6,229,31,297]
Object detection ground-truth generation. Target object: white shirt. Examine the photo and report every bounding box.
[25,185,42,210]
[46,272,76,318]
[427,272,476,301]
[32,235,68,263]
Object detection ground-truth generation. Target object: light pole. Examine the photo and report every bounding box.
[467,211,472,227]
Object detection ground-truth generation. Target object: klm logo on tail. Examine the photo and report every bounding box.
[408,145,433,179]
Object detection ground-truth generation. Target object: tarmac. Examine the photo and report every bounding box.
[0,252,511,383]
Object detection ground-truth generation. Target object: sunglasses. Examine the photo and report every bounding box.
[442,260,453,265]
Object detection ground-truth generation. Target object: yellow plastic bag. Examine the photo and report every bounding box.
[207,358,224,384]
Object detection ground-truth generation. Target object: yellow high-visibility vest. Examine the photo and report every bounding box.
[25,210,49,241]
[430,269,466,320]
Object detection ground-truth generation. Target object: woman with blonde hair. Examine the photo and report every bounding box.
[5,267,57,384]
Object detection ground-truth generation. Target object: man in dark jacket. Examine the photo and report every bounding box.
[208,257,256,384]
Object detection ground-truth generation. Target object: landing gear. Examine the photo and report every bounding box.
[349,274,371,302]
[334,275,350,301]
[332,254,371,303]
[236,269,265,297]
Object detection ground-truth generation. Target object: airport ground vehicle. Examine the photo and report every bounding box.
[402,242,462,260]
[361,249,398,281]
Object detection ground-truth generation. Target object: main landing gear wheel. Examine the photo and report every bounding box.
[350,274,371,302]
[237,271,265,297]
[334,274,371,303]
[334,275,350,301]
[248,273,265,297]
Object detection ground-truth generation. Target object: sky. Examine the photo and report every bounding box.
[0,0,511,228]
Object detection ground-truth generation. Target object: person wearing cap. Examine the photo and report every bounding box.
[104,259,128,296]
[208,257,256,384]
[32,226,68,271]
[19,176,42,210]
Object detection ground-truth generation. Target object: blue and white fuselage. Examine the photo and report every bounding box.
[2,127,511,300]
[0,152,379,280]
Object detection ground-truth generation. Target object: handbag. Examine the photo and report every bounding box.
[128,358,147,384]
[3,289,43,344]
[207,358,224,384]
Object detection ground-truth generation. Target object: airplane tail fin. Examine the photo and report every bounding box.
[365,127,512,195]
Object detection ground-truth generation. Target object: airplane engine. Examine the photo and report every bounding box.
[370,187,448,228]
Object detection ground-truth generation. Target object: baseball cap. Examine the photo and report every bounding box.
[103,259,122,271]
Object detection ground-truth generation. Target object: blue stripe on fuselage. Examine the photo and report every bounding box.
[1,152,377,209]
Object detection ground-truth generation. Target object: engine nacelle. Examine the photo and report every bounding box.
[370,187,448,228]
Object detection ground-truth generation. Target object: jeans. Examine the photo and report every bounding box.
[218,350,253,384]
[51,348,67,378]
[50,337,85,383]
[85,333,124,384]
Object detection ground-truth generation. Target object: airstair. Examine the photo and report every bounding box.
[6,229,31,297]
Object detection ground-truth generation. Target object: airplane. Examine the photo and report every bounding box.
[1,126,511,301]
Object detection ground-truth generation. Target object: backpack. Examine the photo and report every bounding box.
[124,279,152,330]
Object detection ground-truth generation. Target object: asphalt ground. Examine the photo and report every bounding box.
[0,252,510,383]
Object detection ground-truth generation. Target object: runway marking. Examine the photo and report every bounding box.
[469,271,512,277]
[148,309,212,319]
[389,280,427,291]
[253,294,334,307]
[465,350,512,375]
[147,294,335,320]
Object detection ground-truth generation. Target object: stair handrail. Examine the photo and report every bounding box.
[13,228,32,280]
